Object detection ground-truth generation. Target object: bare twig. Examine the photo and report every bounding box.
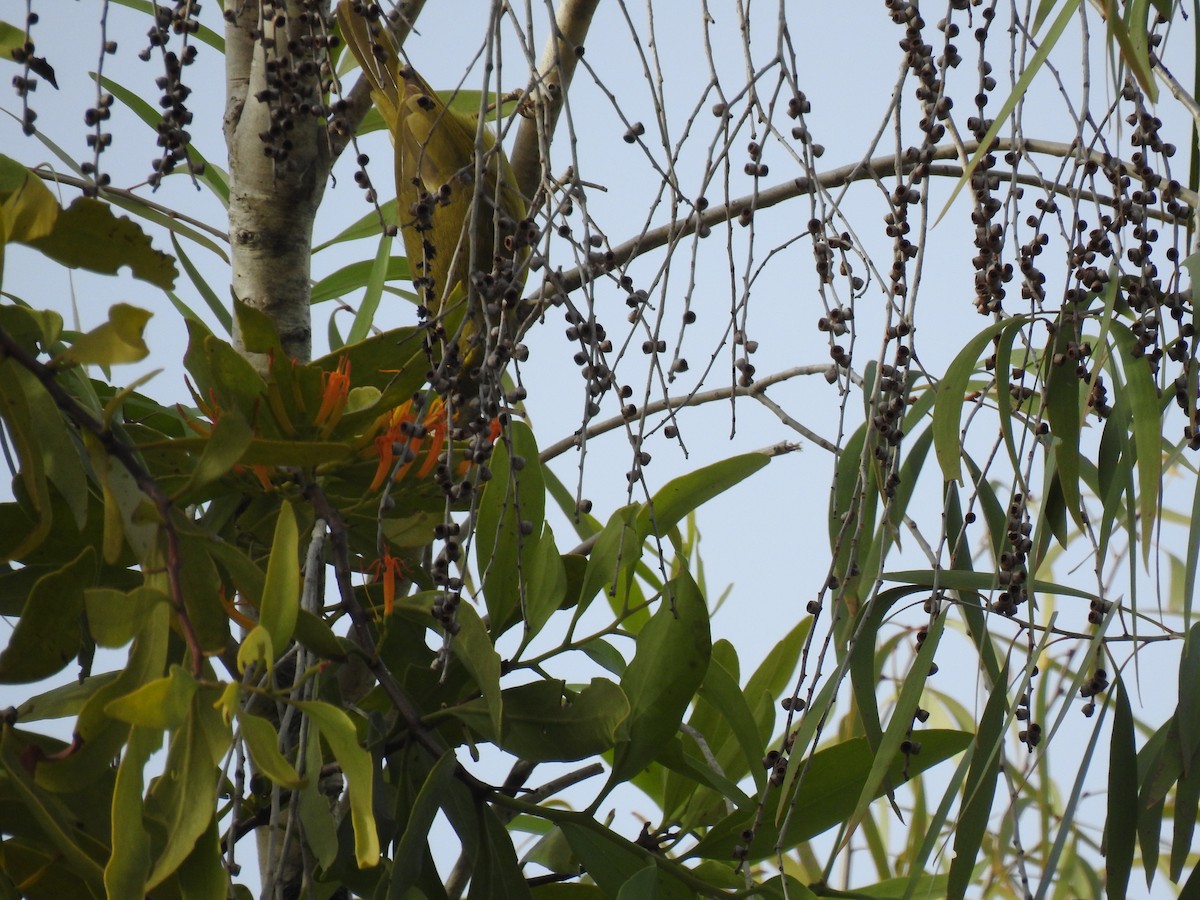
[539,364,835,462]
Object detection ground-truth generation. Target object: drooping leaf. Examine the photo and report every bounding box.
[296,700,379,868]
[0,546,94,683]
[607,570,711,792]
[239,712,304,790]
[105,665,197,730]
[452,602,504,740]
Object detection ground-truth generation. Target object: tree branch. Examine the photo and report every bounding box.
[535,137,1196,303]
[510,0,602,203]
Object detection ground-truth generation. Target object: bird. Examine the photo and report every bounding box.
[336,1,531,433]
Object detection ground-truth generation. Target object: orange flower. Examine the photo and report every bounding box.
[368,552,408,617]
[315,356,351,435]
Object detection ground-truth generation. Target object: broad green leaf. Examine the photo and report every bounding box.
[173,409,253,499]
[475,420,546,629]
[105,665,197,730]
[452,602,504,740]
[690,730,971,861]
[57,303,152,366]
[521,524,568,643]
[696,655,767,790]
[471,804,534,900]
[0,724,106,889]
[236,624,274,674]
[575,504,640,618]
[28,198,177,289]
[449,678,629,762]
[260,501,300,653]
[560,823,693,900]
[608,570,711,791]
[0,154,58,243]
[634,452,770,542]
[391,751,456,897]
[15,670,120,722]
[239,712,304,789]
[296,700,379,867]
[0,546,94,683]
[616,866,659,899]
[105,726,161,899]
[0,360,53,561]
[144,695,229,889]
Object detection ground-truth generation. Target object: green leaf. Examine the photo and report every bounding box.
[0,360,54,561]
[1106,674,1137,898]
[0,724,106,890]
[296,700,379,868]
[882,568,1097,601]
[239,712,304,790]
[260,501,300,653]
[1043,319,1085,531]
[0,154,58,243]
[1111,321,1163,561]
[105,665,198,730]
[575,504,640,617]
[173,409,253,500]
[608,570,711,791]
[948,667,1009,899]
[105,726,161,898]
[15,670,120,722]
[347,228,394,344]
[933,318,1028,482]
[634,452,770,542]
[696,655,767,791]
[522,525,568,642]
[27,197,177,289]
[475,421,546,629]
[452,602,504,740]
[560,823,692,900]
[391,751,456,897]
[449,678,629,762]
[312,255,411,305]
[142,693,228,889]
[0,546,94,683]
[57,303,152,366]
[690,730,972,861]
[312,198,398,252]
[842,611,946,842]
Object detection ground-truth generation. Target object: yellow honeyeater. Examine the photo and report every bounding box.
[336,2,530,426]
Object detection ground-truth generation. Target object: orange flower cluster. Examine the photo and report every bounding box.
[368,395,500,492]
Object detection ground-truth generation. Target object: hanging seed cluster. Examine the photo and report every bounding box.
[225,0,336,175]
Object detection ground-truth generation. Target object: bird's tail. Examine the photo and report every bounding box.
[335,1,402,123]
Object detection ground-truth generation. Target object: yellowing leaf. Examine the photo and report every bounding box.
[297,700,379,867]
[260,501,300,653]
[239,712,305,789]
[236,624,274,674]
[58,303,153,367]
[0,154,58,244]
[105,665,197,730]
